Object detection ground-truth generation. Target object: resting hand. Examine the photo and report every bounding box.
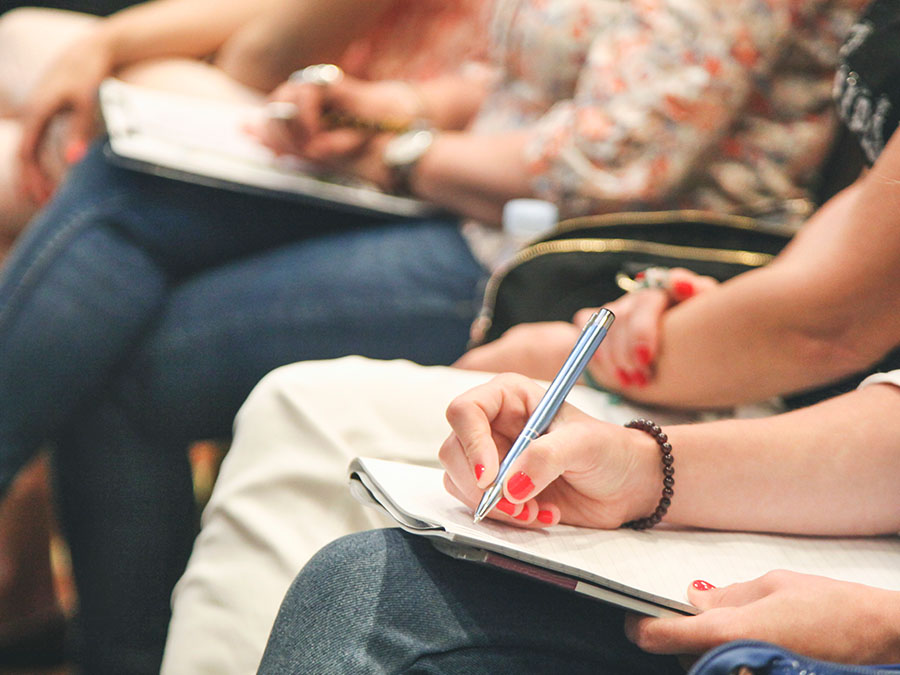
[574,268,718,389]
[439,373,662,527]
[627,570,900,663]
[454,322,584,381]
[18,32,111,204]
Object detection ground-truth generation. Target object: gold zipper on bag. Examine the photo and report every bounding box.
[470,236,777,346]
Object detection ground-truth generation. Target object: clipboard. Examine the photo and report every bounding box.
[99,78,441,219]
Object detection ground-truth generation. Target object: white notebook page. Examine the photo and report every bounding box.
[356,457,900,609]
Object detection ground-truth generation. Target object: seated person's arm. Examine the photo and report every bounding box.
[605,132,900,409]
[214,0,397,92]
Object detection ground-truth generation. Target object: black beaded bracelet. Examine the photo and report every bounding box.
[622,418,674,530]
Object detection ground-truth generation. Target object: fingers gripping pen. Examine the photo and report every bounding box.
[473,308,614,523]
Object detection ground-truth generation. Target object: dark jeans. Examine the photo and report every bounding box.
[0,142,485,672]
[258,529,685,674]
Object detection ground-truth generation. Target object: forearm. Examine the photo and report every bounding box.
[662,382,900,535]
[215,0,396,91]
[411,130,535,225]
[92,0,284,69]
[616,158,900,408]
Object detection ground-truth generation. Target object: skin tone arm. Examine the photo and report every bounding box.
[439,373,900,663]
[459,131,900,407]
[252,73,534,225]
[18,0,397,201]
[440,374,900,535]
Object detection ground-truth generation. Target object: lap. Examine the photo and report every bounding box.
[259,528,685,674]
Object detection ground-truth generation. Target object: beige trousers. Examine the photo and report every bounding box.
[161,356,723,674]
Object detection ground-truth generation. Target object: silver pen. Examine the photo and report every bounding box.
[473,308,615,523]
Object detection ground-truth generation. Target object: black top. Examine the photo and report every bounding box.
[834,0,900,164]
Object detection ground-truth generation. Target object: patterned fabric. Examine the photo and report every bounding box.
[339,0,489,82]
[471,0,868,223]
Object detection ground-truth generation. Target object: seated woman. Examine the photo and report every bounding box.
[0,0,862,671]
[173,0,898,670]
[0,0,486,258]
[0,0,484,667]
[256,364,900,672]
[254,17,900,664]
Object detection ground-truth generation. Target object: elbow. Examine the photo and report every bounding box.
[786,321,894,386]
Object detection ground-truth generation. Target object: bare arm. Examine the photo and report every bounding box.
[663,381,900,534]
[214,0,396,92]
[597,132,900,408]
[89,0,287,69]
[442,373,900,536]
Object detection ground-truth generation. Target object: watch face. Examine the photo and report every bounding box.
[384,129,435,167]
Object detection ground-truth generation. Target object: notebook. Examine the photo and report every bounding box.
[98,78,439,218]
[349,457,900,618]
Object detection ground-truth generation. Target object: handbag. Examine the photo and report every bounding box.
[467,208,900,408]
[469,209,793,347]
[688,640,900,675]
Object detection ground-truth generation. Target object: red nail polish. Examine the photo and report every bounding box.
[673,280,695,298]
[474,464,485,480]
[507,471,534,500]
[514,506,530,521]
[537,510,553,524]
[631,371,648,387]
[635,271,645,281]
[635,344,652,366]
[64,140,88,165]
[692,580,715,590]
[496,497,516,516]
[616,369,632,387]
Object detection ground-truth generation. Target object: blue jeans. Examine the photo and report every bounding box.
[0,142,486,672]
[258,529,685,674]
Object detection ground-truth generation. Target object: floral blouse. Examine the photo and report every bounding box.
[338,0,489,82]
[471,0,869,226]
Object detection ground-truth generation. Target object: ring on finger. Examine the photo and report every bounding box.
[289,63,344,87]
[616,266,670,293]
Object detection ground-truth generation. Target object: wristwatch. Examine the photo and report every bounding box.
[382,126,435,194]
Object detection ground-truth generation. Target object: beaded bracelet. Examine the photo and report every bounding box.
[622,418,674,530]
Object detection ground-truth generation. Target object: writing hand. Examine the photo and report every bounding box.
[439,373,661,526]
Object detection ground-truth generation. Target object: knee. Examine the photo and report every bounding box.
[263,531,400,651]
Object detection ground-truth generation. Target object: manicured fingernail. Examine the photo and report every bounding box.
[514,506,531,521]
[631,371,648,387]
[692,580,715,590]
[673,280,695,298]
[635,344,652,366]
[507,471,534,500]
[616,369,632,387]
[474,464,485,480]
[537,510,553,524]
[496,497,516,515]
[64,140,88,165]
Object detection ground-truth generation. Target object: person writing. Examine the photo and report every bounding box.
[173,1,898,670]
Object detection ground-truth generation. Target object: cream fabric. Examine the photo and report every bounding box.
[162,355,776,674]
[859,370,900,389]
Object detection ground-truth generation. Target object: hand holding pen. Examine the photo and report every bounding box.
[249,66,424,162]
[439,308,675,529]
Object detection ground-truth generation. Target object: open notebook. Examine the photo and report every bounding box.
[350,457,900,618]
[99,78,438,218]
